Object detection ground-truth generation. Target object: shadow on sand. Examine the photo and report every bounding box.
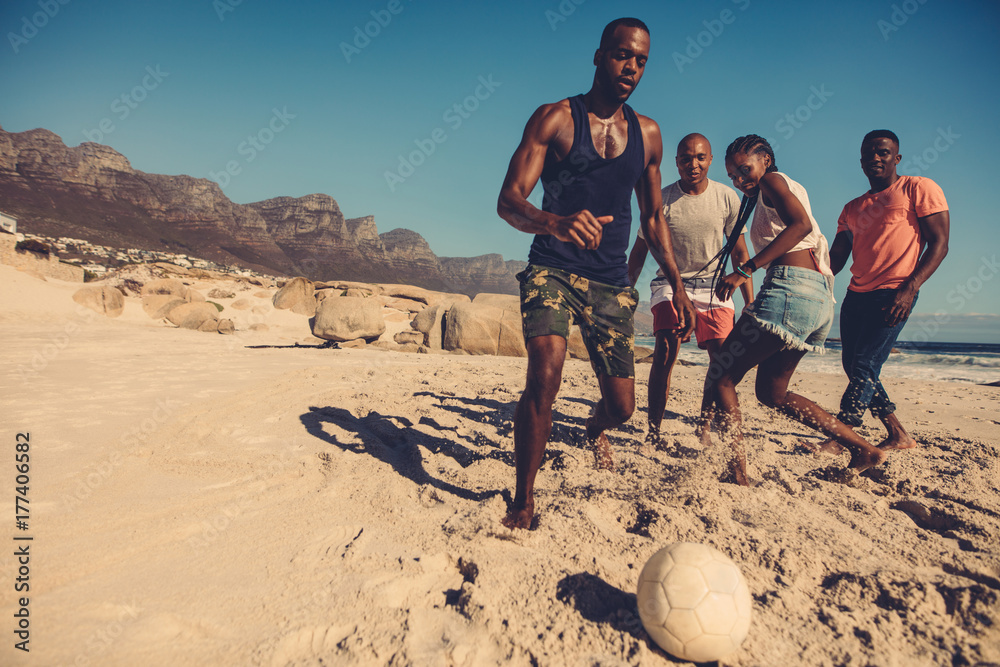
[300,405,505,502]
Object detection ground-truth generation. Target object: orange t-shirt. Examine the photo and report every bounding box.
[837,175,948,292]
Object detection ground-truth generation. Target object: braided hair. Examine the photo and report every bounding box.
[708,135,778,299]
[724,134,778,174]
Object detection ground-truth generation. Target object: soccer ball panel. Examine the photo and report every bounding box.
[684,632,738,663]
[663,564,708,608]
[638,549,675,583]
[636,580,669,626]
[695,591,739,634]
[664,608,704,644]
[701,559,741,594]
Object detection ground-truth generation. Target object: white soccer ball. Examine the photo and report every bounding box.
[636,542,752,662]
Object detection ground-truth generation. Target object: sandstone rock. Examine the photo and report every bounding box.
[315,288,342,303]
[186,289,206,302]
[272,276,316,316]
[472,293,520,308]
[253,290,272,299]
[142,294,186,320]
[378,284,435,304]
[230,298,252,311]
[412,304,447,349]
[217,319,235,335]
[248,323,269,332]
[339,338,367,349]
[425,292,472,308]
[167,302,220,330]
[567,326,590,360]
[344,288,375,298]
[208,288,236,299]
[72,285,125,318]
[197,318,219,332]
[443,301,526,357]
[394,330,424,345]
[311,296,385,342]
[141,278,188,297]
[322,281,382,296]
[384,310,411,323]
[152,262,191,276]
[377,295,425,313]
[634,345,654,363]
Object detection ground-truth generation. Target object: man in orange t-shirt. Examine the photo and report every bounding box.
[811,130,949,455]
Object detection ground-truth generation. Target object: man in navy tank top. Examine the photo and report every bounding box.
[497,18,695,529]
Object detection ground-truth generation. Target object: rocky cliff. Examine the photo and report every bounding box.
[0,125,521,295]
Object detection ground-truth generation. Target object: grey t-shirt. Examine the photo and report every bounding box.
[638,179,741,279]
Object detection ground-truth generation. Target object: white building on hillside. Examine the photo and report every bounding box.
[0,211,16,234]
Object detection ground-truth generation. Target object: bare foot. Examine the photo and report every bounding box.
[877,433,917,451]
[697,425,713,448]
[847,447,889,473]
[639,431,662,457]
[588,432,615,470]
[721,458,750,486]
[799,438,846,456]
[501,502,535,530]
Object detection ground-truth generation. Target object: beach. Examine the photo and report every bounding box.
[2,263,998,667]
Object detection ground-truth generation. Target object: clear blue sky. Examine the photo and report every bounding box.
[1,0,997,343]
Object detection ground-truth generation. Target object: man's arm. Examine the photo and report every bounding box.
[627,236,648,287]
[634,116,694,336]
[885,210,950,326]
[731,235,754,305]
[497,103,611,249]
[828,230,853,276]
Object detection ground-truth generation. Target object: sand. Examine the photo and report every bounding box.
[1,263,998,667]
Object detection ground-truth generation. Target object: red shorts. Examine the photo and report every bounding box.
[652,300,734,349]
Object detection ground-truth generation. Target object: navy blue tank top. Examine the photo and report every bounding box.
[528,94,645,287]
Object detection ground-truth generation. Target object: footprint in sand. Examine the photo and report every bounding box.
[291,525,364,564]
[268,624,357,667]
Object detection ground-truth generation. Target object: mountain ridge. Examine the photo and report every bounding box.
[0,125,523,295]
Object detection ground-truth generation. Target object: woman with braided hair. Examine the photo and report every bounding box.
[704,135,887,485]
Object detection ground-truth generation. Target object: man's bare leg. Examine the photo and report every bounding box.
[643,330,679,454]
[877,412,917,450]
[502,335,566,530]
[697,339,725,447]
[586,373,636,470]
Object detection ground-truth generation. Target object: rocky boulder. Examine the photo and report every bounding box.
[72,285,125,318]
[142,294,187,320]
[311,296,385,342]
[272,277,316,316]
[167,302,220,330]
[443,301,525,357]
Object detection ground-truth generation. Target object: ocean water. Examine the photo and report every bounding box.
[634,337,1000,386]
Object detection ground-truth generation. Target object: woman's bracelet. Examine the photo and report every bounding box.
[734,266,750,279]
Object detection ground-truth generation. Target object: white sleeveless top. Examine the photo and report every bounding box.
[749,172,832,277]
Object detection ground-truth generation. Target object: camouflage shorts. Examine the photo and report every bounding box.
[518,264,639,378]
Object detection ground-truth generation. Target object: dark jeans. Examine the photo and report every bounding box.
[837,288,915,427]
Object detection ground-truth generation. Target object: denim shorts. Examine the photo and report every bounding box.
[744,265,834,353]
